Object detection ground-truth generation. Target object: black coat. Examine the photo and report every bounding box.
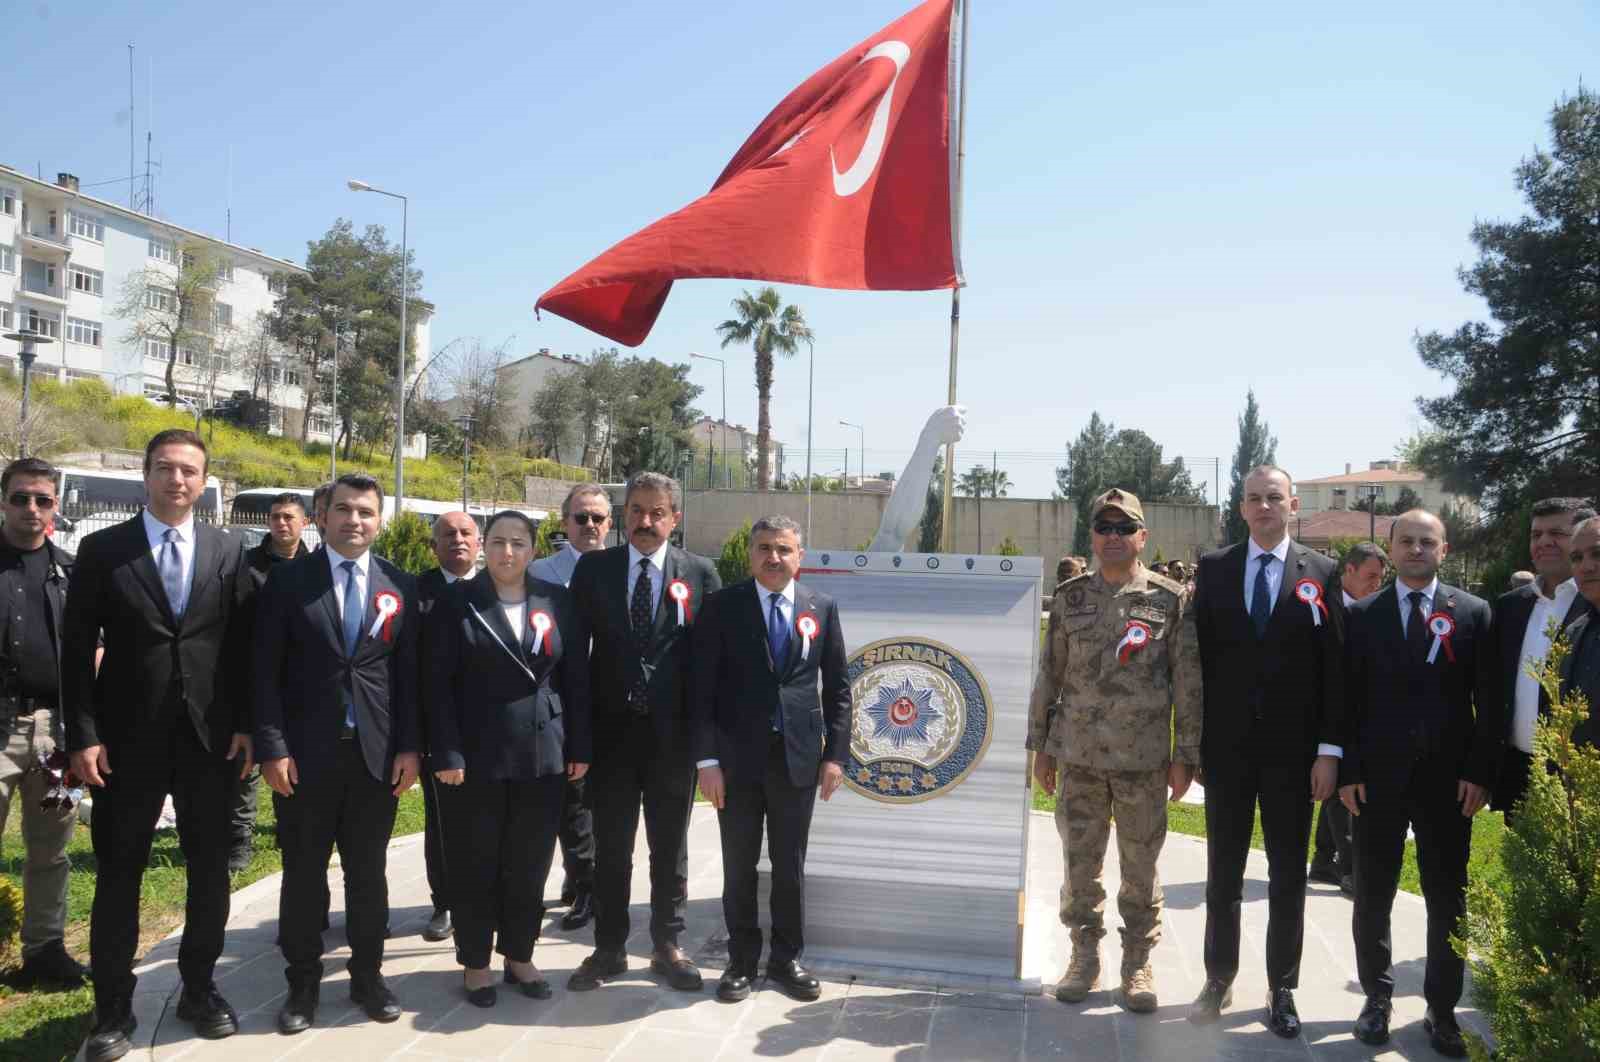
[690,579,851,788]
[252,548,419,783]
[63,514,256,754]
[1192,540,1345,775]
[1340,582,1501,799]
[1558,611,1600,751]
[244,538,309,589]
[425,572,592,780]
[568,544,721,761]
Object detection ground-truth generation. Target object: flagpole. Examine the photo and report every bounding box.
[939,0,970,552]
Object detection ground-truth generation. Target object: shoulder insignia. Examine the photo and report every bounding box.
[1144,571,1183,595]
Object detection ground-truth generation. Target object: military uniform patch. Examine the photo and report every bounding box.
[1128,604,1168,625]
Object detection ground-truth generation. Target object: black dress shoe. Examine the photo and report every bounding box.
[463,973,497,1008]
[568,950,628,991]
[277,981,319,1035]
[228,843,252,875]
[561,889,595,931]
[350,975,401,1022]
[767,958,821,1001]
[560,876,577,907]
[717,966,754,1002]
[1424,1008,1467,1058]
[1353,995,1393,1046]
[505,966,553,999]
[17,942,87,987]
[1187,979,1233,1024]
[174,983,239,1039]
[86,1000,136,1062]
[422,907,453,942]
[1266,987,1301,1039]
[1307,861,1343,886]
[651,944,704,991]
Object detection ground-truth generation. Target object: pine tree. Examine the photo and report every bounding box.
[1224,389,1278,544]
[916,454,944,552]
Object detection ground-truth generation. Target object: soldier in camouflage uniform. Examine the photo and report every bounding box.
[1028,488,1202,1013]
[1055,555,1086,586]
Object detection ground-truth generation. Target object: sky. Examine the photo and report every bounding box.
[8,0,1596,499]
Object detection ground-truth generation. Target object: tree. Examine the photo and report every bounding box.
[1414,88,1600,515]
[442,337,515,449]
[916,453,944,552]
[533,510,563,558]
[114,230,225,408]
[1393,486,1424,513]
[1223,389,1278,544]
[1056,415,1207,552]
[957,464,1013,498]
[996,536,1023,556]
[371,511,435,574]
[714,287,811,490]
[528,370,581,463]
[717,521,752,585]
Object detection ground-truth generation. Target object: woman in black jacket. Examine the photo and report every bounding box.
[426,510,591,1006]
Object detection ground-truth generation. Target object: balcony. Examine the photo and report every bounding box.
[17,280,66,308]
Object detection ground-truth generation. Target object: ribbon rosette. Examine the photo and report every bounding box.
[368,591,401,643]
[1294,578,1327,627]
[529,609,553,657]
[667,579,693,625]
[1425,612,1456,665]
[795,611,819,659]
[1115,620,1152,665]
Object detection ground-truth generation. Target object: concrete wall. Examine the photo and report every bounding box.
[679,490,1220,566]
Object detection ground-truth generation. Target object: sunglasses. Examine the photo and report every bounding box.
[37,749,81,811]
[1093,521,1143,537]
[569,512,607,526]
[7,492,55,509]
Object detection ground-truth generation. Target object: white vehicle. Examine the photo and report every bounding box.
[53,466,223,551]
[230,486,545,531]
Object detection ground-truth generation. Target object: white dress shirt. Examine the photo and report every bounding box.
[441,566,475,585]
[1244,536,1291,615]
[626,541,669,618]
[327,547,371,628]
[698,579,796,770]
[1511,578,1579,753]
[1342,590,1359,610]
[500,599,526,640]
[1396,577,1438,636]
[142,508,196,616]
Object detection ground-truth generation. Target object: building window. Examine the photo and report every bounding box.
[67,212,104,242]
[219,262,235,283]
[212,302,233,329]
[282,367,301,387]
[69,264,103,295]
[268,406,284,432]
[0,189,14,217]
[21,307,59,339]
[148,238,174,263]
[0,303,11,329]
[180,249,197,271]
[145,288,175,312]
[308,414,333,436]
[66,316,102,347]
[267,273,287,294]
[0,244,12,273]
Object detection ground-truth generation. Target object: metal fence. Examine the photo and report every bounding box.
[52,501,324,554]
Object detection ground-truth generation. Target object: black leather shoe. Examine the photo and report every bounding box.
[1354,996,1393,1046]
[422,907,453,942]
[1266,987,1301,1039]
[350,975,401,1023]
[1187,979,1233,1024]
[86,1000,136,1062]
[17,942,87,987]
[277,981,319,1035]
[228,843,252,875]
[568,950,628,991]
[717,966,754,1002]
[175,983,238,1039]
[1424,1008,1467,1058]
[505,966,552,999]
[1307,861,1342,886]
[561,889,594,931]
[767,959,821,1001]
[464,971,497,1008]
[651,944,704,991]
[560,876,577,907]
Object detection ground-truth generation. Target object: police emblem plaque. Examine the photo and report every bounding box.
[844,637,993,802]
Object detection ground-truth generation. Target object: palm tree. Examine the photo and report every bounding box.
[715,287,810,491]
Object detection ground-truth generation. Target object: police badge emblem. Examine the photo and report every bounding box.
[843,636,994,803]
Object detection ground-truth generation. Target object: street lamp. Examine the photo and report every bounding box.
[2,330,55,457]
[839,420,864,487]
[454,413,476,512]
[689,351,726,489]
[347,179,408,514]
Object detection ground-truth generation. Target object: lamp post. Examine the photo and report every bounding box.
[2,330,54,457]
[455,413,476,512]
[347,179,408,514]
[689,351,725,489]
[839,420,863,488]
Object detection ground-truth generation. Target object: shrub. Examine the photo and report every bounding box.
[372,511,437,575]
[0,878,20,958]
[997,536,1023,556]
[534,510,563,558]
[717,521,752,585]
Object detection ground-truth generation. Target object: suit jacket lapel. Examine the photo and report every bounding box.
[782,583,812,676]
[184,524,218,628]
[1269,543,1306,626]
[614,547,638,644]
[313,549,343,644]
[355,562,392,660]
[742,581,777,674]
[125,517,178,629]
[650,548,680,646]
[467,577,540,685]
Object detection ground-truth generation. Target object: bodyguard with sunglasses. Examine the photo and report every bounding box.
[0,457,88,987]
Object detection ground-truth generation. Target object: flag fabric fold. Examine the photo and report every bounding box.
[537,0,962,346]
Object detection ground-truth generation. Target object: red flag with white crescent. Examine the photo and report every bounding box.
[536,0,963,346]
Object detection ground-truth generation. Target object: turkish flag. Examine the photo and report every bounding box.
[537,0,962,346]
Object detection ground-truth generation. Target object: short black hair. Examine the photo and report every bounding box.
[143,428,208,475]
[1341,540,1389,571]
[330,472,384,511]
[1571,506,1597,526]
[1530,497,1592,520]
[268,492,306,516]
[311,481,334,515]
[485,509,537,540]
[1,457,57,496]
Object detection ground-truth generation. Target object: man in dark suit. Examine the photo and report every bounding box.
[254,473,420,1035]
[1556,517,1600,750]
[1340,509,1500,1058]
[566,472,721,992]
[64,430,257,1062]
[1490,498,1595,819]
[414,510,481,944]
[691,515,850,1002]
[1189,465,1344,1038]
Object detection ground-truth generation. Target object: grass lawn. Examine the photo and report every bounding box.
[0,784,425,1062]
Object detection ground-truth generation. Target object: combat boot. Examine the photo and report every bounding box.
[1053,941,1101,1003]
[1117,956,1157,1013]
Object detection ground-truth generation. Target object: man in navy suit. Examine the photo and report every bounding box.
[254,473,421,1035]
[691,515,851,1002]
[1339,509,1500,1058]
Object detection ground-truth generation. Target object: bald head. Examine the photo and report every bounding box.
[432,510,480,577]
[1389,508,1448,588]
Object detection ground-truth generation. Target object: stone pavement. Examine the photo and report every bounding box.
[81,808,1487,1061]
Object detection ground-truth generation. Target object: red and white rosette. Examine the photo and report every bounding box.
[1425,612,1456,664]
[795,611,820,659]
[529,609,553,657]
[1115,620,1152,665]
[1294,578,1327,627]
[369,591,401,642]
[667,579,693,625]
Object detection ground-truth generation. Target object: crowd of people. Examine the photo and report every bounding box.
[0,434,1592,1061]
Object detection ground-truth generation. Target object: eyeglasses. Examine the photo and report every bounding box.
[7,492,55,509]
[1093,521,1143,537]
[570,512,607,526]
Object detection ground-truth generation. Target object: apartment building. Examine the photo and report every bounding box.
[1296,460,1477,516]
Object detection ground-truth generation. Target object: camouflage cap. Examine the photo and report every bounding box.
[1089,487,1144,523]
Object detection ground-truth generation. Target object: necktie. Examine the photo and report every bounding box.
[628,559,653,711]
[1406,590,1428,659]
[1250,554,1273,637]
[769,592,789,733]
[159,528,185,619]
[340,560,362,728]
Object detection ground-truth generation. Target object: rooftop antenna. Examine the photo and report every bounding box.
[128,45,135,209]
[226,144,232,243]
